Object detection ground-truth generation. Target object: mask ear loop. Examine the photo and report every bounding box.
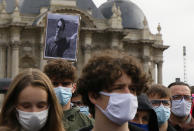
[95,92,112,113]
[95,104,106,113]
[99,91,112,96]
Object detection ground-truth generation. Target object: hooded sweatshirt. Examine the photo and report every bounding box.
[136,94,159,131]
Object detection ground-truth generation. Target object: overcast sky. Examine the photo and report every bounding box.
[93,0,194,86]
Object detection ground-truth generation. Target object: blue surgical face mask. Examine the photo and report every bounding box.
[129,122,149,131]
[79,106,90,116]
[153,105,170,125]
[54,86,72,106]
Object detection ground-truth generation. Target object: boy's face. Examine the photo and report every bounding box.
[71,94,83,106]
[148,95,171,108]
[51,78,76,93]
[93,72,135,110]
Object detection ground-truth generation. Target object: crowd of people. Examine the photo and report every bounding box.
[0,50,193,131]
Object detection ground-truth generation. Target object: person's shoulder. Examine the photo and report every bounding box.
[70,107,94,125]
[47,36,55,44]
[189,115,194,127]
[63,106,79,115]
[77,110,94,123]
[76,125,93,131]
[167,122,177,131]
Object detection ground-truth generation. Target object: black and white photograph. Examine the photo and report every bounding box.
[44,13,80,61]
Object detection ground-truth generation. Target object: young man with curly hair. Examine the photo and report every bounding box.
[77,50,150,131]
[43,59,94,131]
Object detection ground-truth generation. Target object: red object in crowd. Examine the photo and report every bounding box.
[191,94,194,115]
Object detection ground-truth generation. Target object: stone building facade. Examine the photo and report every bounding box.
[0,0,168,84]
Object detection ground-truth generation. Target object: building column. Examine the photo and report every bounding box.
[111,33,119,49]
[157,61,163,84]
[10,27,21,78]
[40,28,47,71]
[142,56,150,74]
[7,46,11,78]
[0,45,6,78]
[151,62,156,84]
[11,42,20,78]
[142,46,152,81]
[84,32,92,64]
[39,43,47,71]
[40,44,45,71]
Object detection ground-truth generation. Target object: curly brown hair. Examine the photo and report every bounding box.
[43,59,76,82]
[77,50,150,117]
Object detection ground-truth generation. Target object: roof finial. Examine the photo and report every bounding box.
[112,2,117,17]
[87,7,92,15]
[0,1,3,12]
[143,16,147,26]
[117,6,121,16]
[1,0,7,13]
[14,0,19,11]
[157,23,161,34]
[109,1,122,29]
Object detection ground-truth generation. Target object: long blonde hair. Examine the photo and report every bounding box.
[0,68,64,131]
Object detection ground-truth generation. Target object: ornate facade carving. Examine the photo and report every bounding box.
[10,41,21,49]
[109,2,122,29]
[20,55,37,68]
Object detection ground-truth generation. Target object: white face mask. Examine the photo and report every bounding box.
[17,109,49,131]
[95,91,138,125]
[171,98,191,117]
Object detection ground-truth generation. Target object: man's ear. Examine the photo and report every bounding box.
[170,98,172,108]
[88,92,97,105]
[72,83,76,93]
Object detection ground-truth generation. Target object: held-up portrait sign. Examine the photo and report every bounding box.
[44,13,80,61]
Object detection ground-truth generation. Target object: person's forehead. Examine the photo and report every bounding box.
[17,85,48,103]
[51,78,72,82]
[170,85,191,95]
[137,110,149,116]
[149,95,169,100]
[113,72,132,84]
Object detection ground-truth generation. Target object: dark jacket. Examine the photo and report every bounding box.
[137,94,159,131]
[45,33,77,59]
[168,122,177,131]
[78,124,145,131]
[169,114,194,131]
[45,36,71,57]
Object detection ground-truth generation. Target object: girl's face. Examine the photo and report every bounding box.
[16,85,49,112]
[130,111,150,124]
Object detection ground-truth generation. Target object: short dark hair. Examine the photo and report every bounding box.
[72,89,80,98]
[77,50,150,117]
[190,86,194,94]
[147,84,170,99]
[57,18,66,30]
[43,59,76,82]
[168,81,190,88]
